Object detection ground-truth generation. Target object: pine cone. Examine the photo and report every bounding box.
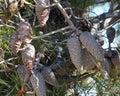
[80,32,104,62]
[30,69,46,96]
[21,44,35,74]
[35,0,50,27]
[81,48,96,71]
[17,65,26,81]
[67,36,83,71]
[10,32,22,55]
[111,50,120,70]
[41,66,59,87]
[106,27,115,43]
[80,32,109,78]
[17,21,32,44]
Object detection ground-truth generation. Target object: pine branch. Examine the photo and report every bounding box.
[108,0,115,13]
[33,26,72,40]
[0,24,15,29]
[53,0,82,34]
[91,11,120,24]
[57,70,97,83]
[0,57,19,65]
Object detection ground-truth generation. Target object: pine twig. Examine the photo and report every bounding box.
[53,0,82,34]
[58,70,97,83]
[108,0,115,13]
[91,11,120,24]
[0,24,15,29]
[33,26,72,40]
[0,57,19,65]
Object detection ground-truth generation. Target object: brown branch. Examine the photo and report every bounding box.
[53,1,75,29]
[0,57,19,64]
[0,24,15,29]
[32,26,72,40]
[108,0,115,13]
[53,0,82,34]
[91,11,120,23]
[58,70,97,83]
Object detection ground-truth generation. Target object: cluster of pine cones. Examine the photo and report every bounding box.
[11,21,35,74]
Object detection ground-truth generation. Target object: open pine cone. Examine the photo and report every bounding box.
[67,36,83,71]
[21,44,35,74]
[35,0,50,27]
[80,32,109,79]
[30,69,46,96]
[17,21,32,44]
[41,66,59,87]
[10,32,22,55]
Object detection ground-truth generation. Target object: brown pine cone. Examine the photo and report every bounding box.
[106,27,115,43]
[111,50,120,70]
[67,36,83,71]
[41,66,59,87]
[30,70,46,96]
[10,32,22,55]
[17,21,32,44]
[21,44,35,74]
[35,0,50,27]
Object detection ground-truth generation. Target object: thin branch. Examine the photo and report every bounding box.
[17,11,25,22]
[57,70,97,83]
[34,0,56,7]
[22,0,35,7]
[97,18,120,33]
[53,0,82,34]
[92,76,107,89]
[0,66,18,72]
[40,30,73,44]
[53,0,74,29]
[0,57,19,65]
[91,11,120,23]
[26,91,34,94]
[8,20,16,25]
[3,0,8,8]
[32,14,36,26]
[108,0,115,13]
[32,26,72,40]
[0,24,15,29]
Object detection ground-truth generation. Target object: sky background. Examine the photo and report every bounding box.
[89,3,118,49]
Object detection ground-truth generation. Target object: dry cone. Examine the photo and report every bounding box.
[35,0,50,27]
[17,21,32,44]
[41,66,59,87]
[17,65,26,81]
[111,50,120,70]
[80,32,105,62]
[11,32,22,55]
[30,69,46,96]
[21,44,35,74]
[80,32,109,79]
[81,48,96,71]
[67,36,83,71]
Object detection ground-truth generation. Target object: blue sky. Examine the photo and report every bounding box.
[89,3,118,49]
[89,3,110,17]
